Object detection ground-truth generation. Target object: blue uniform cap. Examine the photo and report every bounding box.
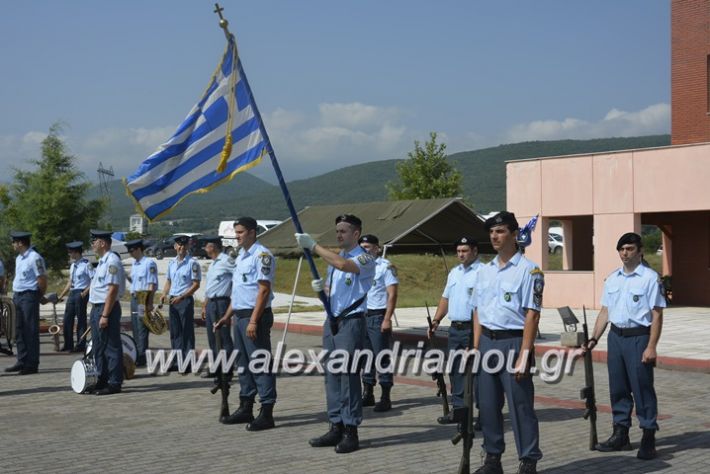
[455,236,478,248]
[65,241,84,251]
[335,214,362,228]
[90,229,113,241]
[233,217,257,231]
[173,234,190,245]
[202,235,222,245]
[358,234,379,245]
[616,232,643,250]
[10,231,31,242]
[484,211,519,231]
[125,239,144,250]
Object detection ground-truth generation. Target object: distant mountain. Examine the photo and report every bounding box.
[100,135,670,234]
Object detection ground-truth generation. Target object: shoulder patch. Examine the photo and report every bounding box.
[357,253,374,265]
[108,265,118,275]
[192,262,199,272]
[389,264,398,277]
[35,259,45,273]
[260,252,273,266]
[149,265,157,274]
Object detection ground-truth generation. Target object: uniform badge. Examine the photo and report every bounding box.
[36,260,45,273]
[150,266,157,274]
[504,292,511,302]
[357,255,368,265]
[345,277,352,286]
[533,276,545,307]
[389,265,398,277]
[108,265,118,275]
[260,253,272,266]
[242,273,247,283]
[262,266,271,275]
[633,295,639,303]
[192,262,199,272]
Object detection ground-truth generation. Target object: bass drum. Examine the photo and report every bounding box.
[70,358,98,394]
[84,333,137,363]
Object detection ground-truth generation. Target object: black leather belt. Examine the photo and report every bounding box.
[210,296,231,301]
[367,309,386,317]
[337,312,364,323]
[14,289,38,295]
[235,307,273,318]
[481,326,524,339]
[450,321,472,330]
[611,324,651,337]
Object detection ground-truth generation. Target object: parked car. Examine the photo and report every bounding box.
[146,238,176,260]
[218,219,283,251]
[189,235,209,259]
[548,233,564,254]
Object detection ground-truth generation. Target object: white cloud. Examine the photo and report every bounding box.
[503,103,670,142]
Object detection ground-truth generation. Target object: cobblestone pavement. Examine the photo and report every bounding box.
[1,326,709,473]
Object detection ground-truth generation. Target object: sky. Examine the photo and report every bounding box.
[0,0,670,185]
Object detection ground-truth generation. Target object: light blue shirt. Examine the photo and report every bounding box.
[327,246,376,317]
[442,260,481,322]
[70,257,94,290]
[130,257,158,293]
[231,241,274,310]
[366,257,399,310]
[206,252,235,298]
[475,252,544,330]
[167,255,201,296]
[601,263,666,328]
[13,248,46,292]
[90,252,126,304]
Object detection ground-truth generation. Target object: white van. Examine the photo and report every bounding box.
[218,219,283,251]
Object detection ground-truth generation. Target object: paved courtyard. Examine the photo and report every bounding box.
[1,323,709,473]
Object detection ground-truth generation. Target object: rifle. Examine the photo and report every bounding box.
[451,310,474,474]
[211,328,231,423]
[580,305,598,450]
[425,303,449,418]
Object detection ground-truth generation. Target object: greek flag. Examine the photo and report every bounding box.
[124,36,268,221]
[517,214,539,248]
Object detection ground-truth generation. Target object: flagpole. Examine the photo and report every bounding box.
[213,5,335,324]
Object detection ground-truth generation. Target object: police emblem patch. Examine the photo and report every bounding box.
[633,295,639,303]
[260,253,272,266]
[108,265,118,275]
[389,265,398,277]
[192,262,199,272]
[345,277,352,286]
[357,255,368,265]
[262,266,271,275]
[242,273,247,283]
[150,265,157,274]
[533,276,545,307]
[504,292,511,302]
[36,259,45,273]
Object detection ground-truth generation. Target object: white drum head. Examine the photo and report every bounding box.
[71,360,88,393]
[120,333,137,362]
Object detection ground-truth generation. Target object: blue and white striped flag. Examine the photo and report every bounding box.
[124,36,268,221]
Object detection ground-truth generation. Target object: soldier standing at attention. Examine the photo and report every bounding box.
[57,241,93,353]
[88,230,126,395]
[161,234,201,372]
[216,217,277,431]
[5,231,47,375]
[126,239,158,367]
[586,232,665,460]
[428,237,482,424]
[473,212,543,474]
[359,234,398,412]
[295,214,376,454]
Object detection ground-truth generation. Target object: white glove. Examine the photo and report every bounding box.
[295,233,317,251]
[311,278,324,293]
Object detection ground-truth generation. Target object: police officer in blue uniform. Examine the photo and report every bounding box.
[473,212,543,474]
[161,235,201,371]
[88,230,126,395]
[201,236,235,378]
[296,214,376,454]
[57,241,93,352]
[5,231,47,375]
[126,239,158,367]
[428,236,482,424]
[359,234,399,412]
[585,232,666,460]
[216,218,276,431]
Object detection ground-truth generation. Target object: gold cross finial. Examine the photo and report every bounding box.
[213,3,231,39]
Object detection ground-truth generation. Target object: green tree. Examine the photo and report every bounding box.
[387,132,463,200]
[0,123,105,272]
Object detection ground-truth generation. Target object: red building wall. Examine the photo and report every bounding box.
[671,0,710,144]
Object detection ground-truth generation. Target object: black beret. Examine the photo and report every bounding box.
[335,214,362,228]
[616,232,642,250]
[65,241,84,251]
[173,234,190,245]
[455,236,478,248]
[90,229,113,241]
[125,239,144,250]
[202,235,222,245]
[359,234,379,245]
[10,231,31,241]
[484,211,519,231]
[234,217,257,231]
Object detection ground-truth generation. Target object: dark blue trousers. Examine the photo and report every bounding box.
[323,314,366,426]
[233,308,276,405]
[478,333,542,461]
[362,310,393,387]
[130,295,150,363]
[206,297,234,355]
[448,324,473,408]
[168,296,195,357]
[90,302,123,386]
[63,289,88,351]
[607,330,658,430]
[14,290,40,369]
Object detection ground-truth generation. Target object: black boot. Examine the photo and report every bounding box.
[437,412,456,424]
[222,397,254,424]
[473,453,503,474]
[4,362,23,372]
[373,385,392,412]
[246,404,275,431]
[596,424,632,452]
[637,428,657,460]
[362,382,375,407]
[517,458,537,474]
[309,422,344,447]
[335,425,359,453]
